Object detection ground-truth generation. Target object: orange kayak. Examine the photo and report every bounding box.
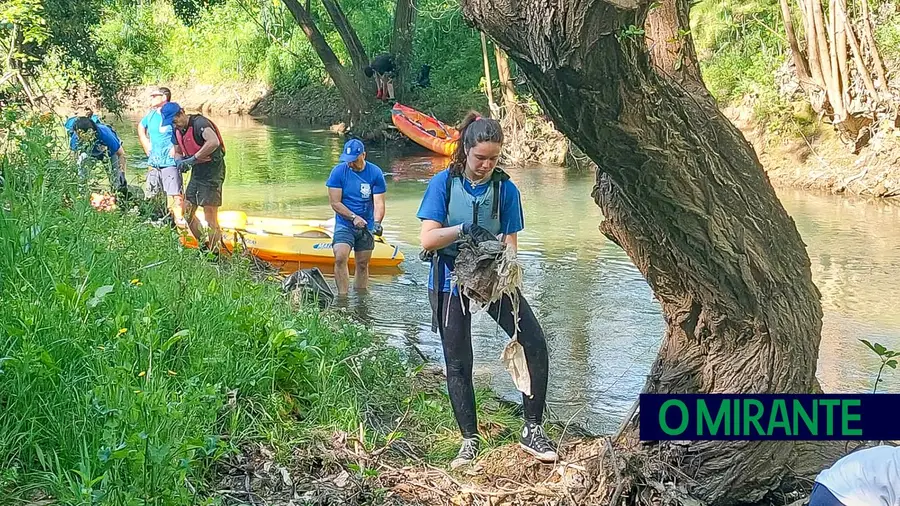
[391,104,459,156]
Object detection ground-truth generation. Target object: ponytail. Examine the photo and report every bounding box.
[449,111,504,177]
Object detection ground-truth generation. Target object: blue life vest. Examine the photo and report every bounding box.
[437,169,508,258]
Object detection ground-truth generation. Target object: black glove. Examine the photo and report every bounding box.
[461,223,498,244]
[373,221,383,236]
[176,156,196,173]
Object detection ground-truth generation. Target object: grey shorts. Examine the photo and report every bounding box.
[146,166,183,197]
[332,226,375,252]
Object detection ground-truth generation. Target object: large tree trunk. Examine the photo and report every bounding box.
[389,0,417,97]
[281,0,368,121]
[460,0,826,503]
[644,0,706,98]
[320,0,371,92]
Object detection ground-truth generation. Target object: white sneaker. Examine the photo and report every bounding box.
[450,437,479,469]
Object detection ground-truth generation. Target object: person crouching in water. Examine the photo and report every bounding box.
[160,102,227,253]
[416,113,558,469]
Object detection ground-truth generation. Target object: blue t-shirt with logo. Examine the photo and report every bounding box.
[69,123,122,160]
[325,161,387,232]
[416,169,524,292]
[140,108,177,168]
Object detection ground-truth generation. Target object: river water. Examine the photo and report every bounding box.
[110,114,900,435]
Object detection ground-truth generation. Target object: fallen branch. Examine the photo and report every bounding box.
[606,438,626,506]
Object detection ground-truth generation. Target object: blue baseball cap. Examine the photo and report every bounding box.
[160,102,182,126]
[339,138,365,162]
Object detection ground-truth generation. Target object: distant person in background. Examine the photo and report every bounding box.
[69,115,128,193]
[138,87,185,226]
[415,64,431,88]
[326,138,387,296]
[364,53,395,101]
[808,445,900,506]
[161,102,227,254]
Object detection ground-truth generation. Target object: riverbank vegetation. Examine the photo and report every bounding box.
[4,0,900,187]
[2,0,900,502]
[0,112,536,503]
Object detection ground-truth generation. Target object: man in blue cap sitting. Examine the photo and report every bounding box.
[325,138,387,296]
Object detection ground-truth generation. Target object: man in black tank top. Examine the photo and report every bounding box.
[161,102,227,255]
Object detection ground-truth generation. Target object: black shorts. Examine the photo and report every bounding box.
[186,159,225,207]
[332,226,375,252]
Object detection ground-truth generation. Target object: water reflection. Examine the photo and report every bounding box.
[111,115,900,434]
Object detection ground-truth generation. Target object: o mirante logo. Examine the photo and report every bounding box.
[640,394,898,441]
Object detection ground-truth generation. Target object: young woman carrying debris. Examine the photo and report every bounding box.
[417,113,558,469]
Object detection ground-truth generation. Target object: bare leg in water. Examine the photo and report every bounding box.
[333,243,352,296]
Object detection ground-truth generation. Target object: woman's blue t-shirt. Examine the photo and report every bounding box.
[416,169,524,292]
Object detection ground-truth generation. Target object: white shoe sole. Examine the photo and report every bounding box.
[450,458,474,469]
[520,443,559,462]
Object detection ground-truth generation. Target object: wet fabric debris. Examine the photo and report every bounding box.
[451,237,532,396]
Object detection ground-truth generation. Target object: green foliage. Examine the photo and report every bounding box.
[94,4,172,85]
[0,0,49,58]
[692,0,785,104]
[860,339,899,393]
[1,0,127,108]
[0,111,533,502]
[171,0,225,25]
[874,6,900,65]
[409,0,485,99]
[86,0,491,122]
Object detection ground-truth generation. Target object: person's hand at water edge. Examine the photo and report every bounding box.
[373,221,383,236]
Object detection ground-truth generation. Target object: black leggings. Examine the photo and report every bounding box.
[431,289,550,438]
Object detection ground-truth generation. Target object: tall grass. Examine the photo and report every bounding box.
[0,112,522,504]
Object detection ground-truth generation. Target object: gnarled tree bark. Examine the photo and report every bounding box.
[390,0,417,97]
[644,0,706,98]
[320,0,371,93]
[460,0,827,503]
[281,0,368,122]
